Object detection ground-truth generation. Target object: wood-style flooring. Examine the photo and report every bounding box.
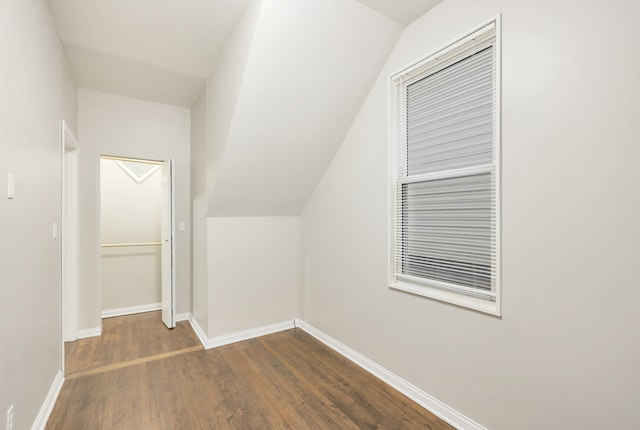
[48,312,454,430]
[64,311,202,377]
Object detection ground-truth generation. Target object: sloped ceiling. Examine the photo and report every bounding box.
[47,0,444,216]
[47,0,442,108]
[47,0,250,107]
[207,0,403,216]
[357,0,442,25]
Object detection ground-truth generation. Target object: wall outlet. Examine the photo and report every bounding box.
[6,404,13,430]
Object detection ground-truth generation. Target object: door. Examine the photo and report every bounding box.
[161,160,175,328]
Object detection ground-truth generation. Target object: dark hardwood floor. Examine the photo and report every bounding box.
[48,312,453,429]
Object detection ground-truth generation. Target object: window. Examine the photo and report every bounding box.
[389,19,501,315]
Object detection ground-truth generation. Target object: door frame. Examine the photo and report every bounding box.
[98,155,176,327]
[161,159,176,329]
[61,120,79,373]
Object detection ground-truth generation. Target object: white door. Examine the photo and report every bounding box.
[160,160,175,328]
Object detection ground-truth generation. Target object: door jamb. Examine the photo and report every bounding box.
[61,120,79,374]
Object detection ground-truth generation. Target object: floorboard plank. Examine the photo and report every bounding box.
[48,314,454,430]
[65,311,201,375]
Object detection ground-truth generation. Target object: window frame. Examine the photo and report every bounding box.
[388,17,502,316]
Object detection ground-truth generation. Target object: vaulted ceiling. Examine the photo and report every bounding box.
[47,0,442,108]
[47,0,443,216]
[47,0,251,107]
[207,0,405,215]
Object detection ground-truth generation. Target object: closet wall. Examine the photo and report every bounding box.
[100,159,162,312]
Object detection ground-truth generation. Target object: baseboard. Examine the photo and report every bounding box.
[77,326,101,339]
[102,303,162,318]
[206,320,295,349]
[188,317,295,350]
[31,370,64,430]
[175,312,191,322]
[71,312,484,429]
[187,315,210,348]
[295,319,487,430]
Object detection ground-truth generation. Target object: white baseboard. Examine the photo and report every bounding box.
[102,302,162,318]
[77,326,101,339]
[188,317,295,350]
[295,319,487,430]
[175,312,191,322]
[31,370,64,430]
[187,315,210,348]
[181,316,484,429]
[66,310,486,429]
[206,320,295,349]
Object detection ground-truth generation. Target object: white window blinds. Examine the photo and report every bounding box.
[391,22,499,302]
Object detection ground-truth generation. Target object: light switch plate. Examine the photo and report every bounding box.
[178,221,186,232]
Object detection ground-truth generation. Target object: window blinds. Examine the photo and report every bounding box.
[406,47,494,176]
[392,23,497,300]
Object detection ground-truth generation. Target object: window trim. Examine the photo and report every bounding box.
[388,16,502,316]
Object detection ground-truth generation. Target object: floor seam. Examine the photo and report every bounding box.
[65,345,204,380]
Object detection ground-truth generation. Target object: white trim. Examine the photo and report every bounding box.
[295,320,488,430]
[61,148,79,342]
[188,318,295,350]
[390,281,499,316]
[61,119,79,349]
[188,316,210,348]
[206,321,295,349]
[160,159,177,329]
[62,121,78,150]
[175,312,191,322]
[388,16,502,317]
[170,160,176,328]
[101,303,162,319]
[400,164,494,185]
[494,13,503,317]
[114,160,161,184]
[77,327,101,339]
[31,371,64,430]
[396,273,496,299]
[389,15,499,80]
[42,318,486,429]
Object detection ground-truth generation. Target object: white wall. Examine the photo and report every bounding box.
[191,91,209,331]
[77,89,190,331]
[208,0,401,216]
[301,0,640,429]
[194,0,400,341]
[207,217,300,337]
[100,160,162,311]
[204,0,262,201]
[0,0,77,428]
[190,0,262,336]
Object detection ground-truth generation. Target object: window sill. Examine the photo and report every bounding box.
[389,280,501,316]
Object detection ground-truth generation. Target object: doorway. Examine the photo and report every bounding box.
[99,155,175,329]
